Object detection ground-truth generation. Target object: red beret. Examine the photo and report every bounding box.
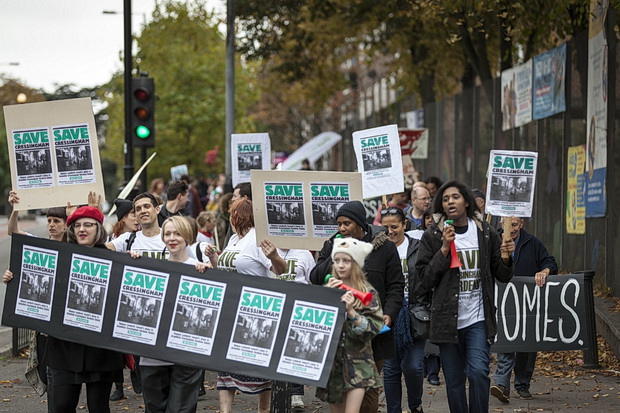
[67,206,104,227]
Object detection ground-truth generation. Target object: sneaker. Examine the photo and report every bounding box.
[110,387,124,401]
[428,377,440,386]
[517,388,532,400]
[291,395,305,408]
[490,384,510,404]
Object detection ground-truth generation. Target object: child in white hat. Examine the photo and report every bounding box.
[317,237,384,412]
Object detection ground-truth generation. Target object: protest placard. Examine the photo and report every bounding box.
[485,150,538,218]
[353,124,404,199]
[170,164,188,182]
[3,98,106,210]
[252,170,363,251]
[399,128,428,159]
[231,133,271,187]
[3,234,345,386]
[493,275,587,353]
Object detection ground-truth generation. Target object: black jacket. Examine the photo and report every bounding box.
[404,235,430,309]
[310,225,404,360]
[415,213,513,344]
[513,228,558,276]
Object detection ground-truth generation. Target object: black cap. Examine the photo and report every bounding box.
[114,198,133,221]
[336,201,368,231]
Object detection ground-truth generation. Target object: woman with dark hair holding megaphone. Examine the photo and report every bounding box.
[415,180,514,413]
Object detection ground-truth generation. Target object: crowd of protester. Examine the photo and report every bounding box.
[4,166,559,413]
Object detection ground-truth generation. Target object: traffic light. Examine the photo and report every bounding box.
[131,77,155,147]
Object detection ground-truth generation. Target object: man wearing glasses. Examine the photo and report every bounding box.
[405,187,431,229]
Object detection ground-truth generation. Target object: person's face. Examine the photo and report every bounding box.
[475,196,485,212]
[333,252,353,280]
[205,220,215,232]
[134,198,158,226]
[336,216,365,239]
[412,188,431,213]
[508,217,524,241]
[381,215,406,246]
[427,183,438,197]
[441,186,468,224]
[122,211,139,233]
[74,218,98,246]
[232,188,241,202]
[163,221,187,254]
[47,216,67,240]
[424,214,433,229]
[177,191,189,209]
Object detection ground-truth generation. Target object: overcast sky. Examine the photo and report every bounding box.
[0,0,224,93]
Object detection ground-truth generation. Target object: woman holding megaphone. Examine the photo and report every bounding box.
[415,181,514,413]
[316,237,384,413]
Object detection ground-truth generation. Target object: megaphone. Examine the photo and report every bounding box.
[445,220,463,269]
[324,274,373,306]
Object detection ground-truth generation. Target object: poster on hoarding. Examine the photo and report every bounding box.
[252,170,363,251]
[3,98,106,210]
[501,60,533,131]
[532,44,567,120]
[566,145,586,234]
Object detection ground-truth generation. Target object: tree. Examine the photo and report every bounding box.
[101,0,259,183]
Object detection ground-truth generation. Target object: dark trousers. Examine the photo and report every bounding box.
[51,381,112,413]
[141,364,202,413]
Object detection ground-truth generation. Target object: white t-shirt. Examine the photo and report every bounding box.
[141,256,197,367]
[196,232,212,244]
[396,240,409,300]
[271,249,315,284]
[111,230,169,260]
[217,228,271,277]
[455,218,483,329]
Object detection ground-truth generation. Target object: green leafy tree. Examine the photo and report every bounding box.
[101,0,259,183]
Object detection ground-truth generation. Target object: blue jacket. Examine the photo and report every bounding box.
[513,228,558,276]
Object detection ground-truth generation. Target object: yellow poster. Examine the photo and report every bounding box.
[567,145,586,234]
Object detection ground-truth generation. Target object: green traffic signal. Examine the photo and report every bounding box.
[136,125,151,139]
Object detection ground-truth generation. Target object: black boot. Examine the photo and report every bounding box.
[110,383,124,401]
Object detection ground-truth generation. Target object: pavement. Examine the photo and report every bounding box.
[1,216,620,412]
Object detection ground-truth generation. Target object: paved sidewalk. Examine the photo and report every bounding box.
[0,353,619,412]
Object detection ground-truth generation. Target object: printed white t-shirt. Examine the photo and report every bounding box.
[271,249,315,284]
[455,218,484,329]
[141,256,198,367]
[217,228,271,277]
[111,230,169,260]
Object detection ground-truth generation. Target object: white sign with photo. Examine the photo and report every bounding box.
[485,150,538,218]
[231,133,271,187]
[353,124,404,199]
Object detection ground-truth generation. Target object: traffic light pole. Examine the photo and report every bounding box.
[123,0,134,184]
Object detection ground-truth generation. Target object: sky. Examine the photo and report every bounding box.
[0,0,225,93]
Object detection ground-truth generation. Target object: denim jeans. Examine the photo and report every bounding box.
[383,338,426,413]
[494,352,537,392]
[438,321,490,413]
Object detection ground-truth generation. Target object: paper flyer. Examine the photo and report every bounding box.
[276,301,338,380]
[227,287,286,367]
[113,266,169,345]
[167,276,227,356]
[353,124,404,198]
[310,182,351,238]
[52,124,96,186]
[11,127,54,189]
[485,150,538,217]
[63,254,112,332]
[264,181,307,237]
[15,246,58,321]
[231,133,271,187]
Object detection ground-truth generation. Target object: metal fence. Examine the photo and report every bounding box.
[335,16,619,294]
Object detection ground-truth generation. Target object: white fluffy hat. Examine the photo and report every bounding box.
[331,237,373,268]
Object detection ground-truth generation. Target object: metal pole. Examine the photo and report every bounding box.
[577,270,600,368]
[225,0,235,177]
[124,0,134,184]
